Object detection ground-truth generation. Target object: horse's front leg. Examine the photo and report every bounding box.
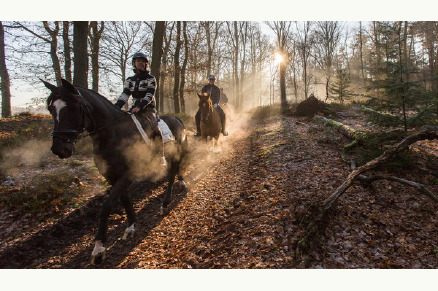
[91,174,133,265]
[120,192,136,240]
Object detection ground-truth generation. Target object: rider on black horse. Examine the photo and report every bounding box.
[194,74,228,137]
[114,52,166,165]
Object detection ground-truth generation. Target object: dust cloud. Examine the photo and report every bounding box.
[0,139,52,180]
[118,137,169,182]
[182,104,252,186]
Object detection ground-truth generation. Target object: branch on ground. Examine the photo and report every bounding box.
[322,126,438,212]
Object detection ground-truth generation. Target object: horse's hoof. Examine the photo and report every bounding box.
[122,223,135,240]
[90,240,106,265]
[175,180,186,190]
[91,251,106,265]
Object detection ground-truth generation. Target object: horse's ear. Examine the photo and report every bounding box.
[40,79,58,92]
[197,92,203,99]
[61,78,80,95]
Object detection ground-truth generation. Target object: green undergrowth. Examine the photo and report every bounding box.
[349,130,413,168]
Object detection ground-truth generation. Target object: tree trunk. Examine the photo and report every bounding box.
[279,48,287,108]
[43,21,62,85]
[159,22,173,113]
[239,22,248,110]
[359,21,365,81]
[233,22,240,111]
[73,21,89,88]
[151,21,165,113]
[173,21,181,114]
[0,21,11,118]
[179,21,188,114]
[205,22,212,76]
[89,21,104,92]
[62,21,72,83]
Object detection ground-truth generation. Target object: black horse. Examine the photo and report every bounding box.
[43,79,187,264]
[197,92,221,146]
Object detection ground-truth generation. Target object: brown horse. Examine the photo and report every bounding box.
[197,92,222,147]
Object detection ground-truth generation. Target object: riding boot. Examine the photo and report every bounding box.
[144,109,167,167]
[221,118,228,136]
[219,108,228,136]
[157,129,167,167]
[153,121,166,167]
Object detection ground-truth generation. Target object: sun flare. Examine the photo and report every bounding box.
[274,52,283,64]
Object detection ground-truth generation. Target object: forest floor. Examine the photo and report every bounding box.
[0,107,437,269]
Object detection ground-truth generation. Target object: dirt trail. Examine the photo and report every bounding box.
[0,113,437,269]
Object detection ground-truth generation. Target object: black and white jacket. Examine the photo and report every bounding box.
[115,70,156,109]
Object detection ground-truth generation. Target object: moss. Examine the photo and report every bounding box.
[350,130,410,167]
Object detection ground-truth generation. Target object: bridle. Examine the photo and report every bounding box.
[200,97,213,123]
[51,98,129,145]
[50,101,95,145]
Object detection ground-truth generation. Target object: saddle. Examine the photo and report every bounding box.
[130,113,175,144]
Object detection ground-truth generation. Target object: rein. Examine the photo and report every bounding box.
[200,98,214,123]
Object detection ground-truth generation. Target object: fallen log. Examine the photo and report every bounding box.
[313,115,370,160]
[322,125,438,212]
[313,115,369,142]
[361,105,401,126]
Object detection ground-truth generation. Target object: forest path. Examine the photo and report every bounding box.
[0,113,436,269]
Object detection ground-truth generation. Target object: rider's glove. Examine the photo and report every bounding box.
[213,103,218,108]
[114,100,125,109]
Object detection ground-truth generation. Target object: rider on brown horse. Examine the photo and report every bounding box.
[194,74,228,137]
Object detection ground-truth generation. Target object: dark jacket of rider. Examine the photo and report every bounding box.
[201,83,221,105]
[115,70,157,110]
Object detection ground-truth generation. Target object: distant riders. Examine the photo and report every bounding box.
[194,74,228,137]
[219,87,228,105]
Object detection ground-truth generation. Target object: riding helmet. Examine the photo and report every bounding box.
[208,74,216,80]
[131,52,148,66]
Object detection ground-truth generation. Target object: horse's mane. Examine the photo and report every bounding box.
[199,95,213,112]
[47,83,125,117]
[76,86,121,112]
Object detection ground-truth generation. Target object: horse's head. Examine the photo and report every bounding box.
[43,79,91,159]
[197,92,213,122]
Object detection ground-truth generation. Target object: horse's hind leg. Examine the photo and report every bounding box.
[160,160,179,215]
[120,193,136,240]
[91,174,132,264]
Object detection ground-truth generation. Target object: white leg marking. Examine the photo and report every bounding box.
[90,240,106,264]
[122,223,135,240]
